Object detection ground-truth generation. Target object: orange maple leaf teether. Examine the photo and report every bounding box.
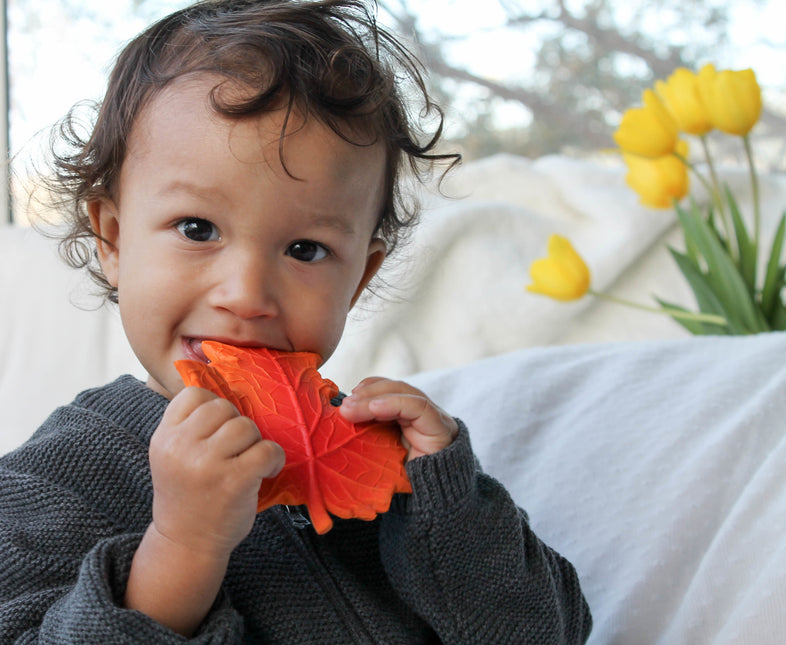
[174,341,411,534]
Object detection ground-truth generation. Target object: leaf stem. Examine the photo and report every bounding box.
[698,137,734,248]
[588,289,727,326]
[743,134,761,253]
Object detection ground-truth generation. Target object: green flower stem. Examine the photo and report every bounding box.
[587,289,727,326]
[676,147,734,252]
[699,136,732,238]
[743,134,761,253]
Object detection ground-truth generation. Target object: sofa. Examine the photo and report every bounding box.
[3,154,786,643]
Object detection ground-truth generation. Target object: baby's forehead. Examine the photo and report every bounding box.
[128,74,385,169]
[118,74,387,227]
[129,75,244,145]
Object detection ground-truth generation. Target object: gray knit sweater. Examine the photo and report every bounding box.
[0,376,591,643]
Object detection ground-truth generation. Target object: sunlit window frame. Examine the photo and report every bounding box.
[1,0,9,224]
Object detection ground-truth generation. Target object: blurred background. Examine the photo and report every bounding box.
[3,0,786,225]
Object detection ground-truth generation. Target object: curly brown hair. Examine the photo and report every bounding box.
[49,0,458,303]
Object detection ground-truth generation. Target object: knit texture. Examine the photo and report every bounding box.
[0,376,591,643]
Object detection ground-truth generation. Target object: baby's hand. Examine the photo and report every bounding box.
[148,387,285,558]
[339,378,459,461]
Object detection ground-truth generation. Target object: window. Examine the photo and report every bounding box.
[5,0,189,224]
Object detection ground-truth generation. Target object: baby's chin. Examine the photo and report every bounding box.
[145,374,181,400]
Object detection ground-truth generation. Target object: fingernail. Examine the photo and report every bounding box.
[368,397,384,409]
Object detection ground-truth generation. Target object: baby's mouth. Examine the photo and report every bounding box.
[184,338,211,363]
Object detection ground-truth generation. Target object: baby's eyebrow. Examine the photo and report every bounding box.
[157,180,228,204]
[305,213,357,236]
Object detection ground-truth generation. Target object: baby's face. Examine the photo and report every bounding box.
[89,75,387,399]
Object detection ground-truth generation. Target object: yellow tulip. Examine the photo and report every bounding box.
[655,68,713,135]
[613,89,679,158]
[623,140,690,209]
[527,235,591,301]
[697,64,762,136]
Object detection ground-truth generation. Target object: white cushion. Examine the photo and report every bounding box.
[409,332,786,645]
[0,226,143,453]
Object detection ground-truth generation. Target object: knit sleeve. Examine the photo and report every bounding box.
[38,534,243,643]
[0,471,244,644]
[379,420,592,645]
[0,383,248,644]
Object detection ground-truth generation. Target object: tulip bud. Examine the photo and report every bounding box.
[697,64,762,136]
[527,235,591,301]
[655,68,713,136]
[613,89,679,158]
[623,140,690,209]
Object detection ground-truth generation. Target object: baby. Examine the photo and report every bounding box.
[0,1,592,642]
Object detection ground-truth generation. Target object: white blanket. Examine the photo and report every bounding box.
[409,332,786,645]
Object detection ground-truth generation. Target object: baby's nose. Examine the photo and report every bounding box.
[211,253,280,319]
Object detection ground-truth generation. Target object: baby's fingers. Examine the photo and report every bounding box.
[343,380,440,429]
[236,437,286,481]
[367,393,430,427]
[163,386,224,427]
[341,379,459,458]
[369,393,458,458]
[208,415,266,458]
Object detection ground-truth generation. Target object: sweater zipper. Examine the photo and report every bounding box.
[278,506,375,644]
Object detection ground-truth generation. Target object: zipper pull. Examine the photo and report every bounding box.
[284,505,312,529]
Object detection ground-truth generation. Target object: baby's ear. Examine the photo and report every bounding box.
[350,238,386,308]
[87,199,121,288]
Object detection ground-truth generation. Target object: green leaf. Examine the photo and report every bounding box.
[675,202,765,333]
[772,298,786,331]
[668,248,740,334]
[705,202,734,257]
[655,296,729,335]
[724,185,757,292]
[761,211,786,320]
[680,199,702,265]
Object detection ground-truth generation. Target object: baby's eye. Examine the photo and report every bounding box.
[286,240,330,262]
[176,218,220,242]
